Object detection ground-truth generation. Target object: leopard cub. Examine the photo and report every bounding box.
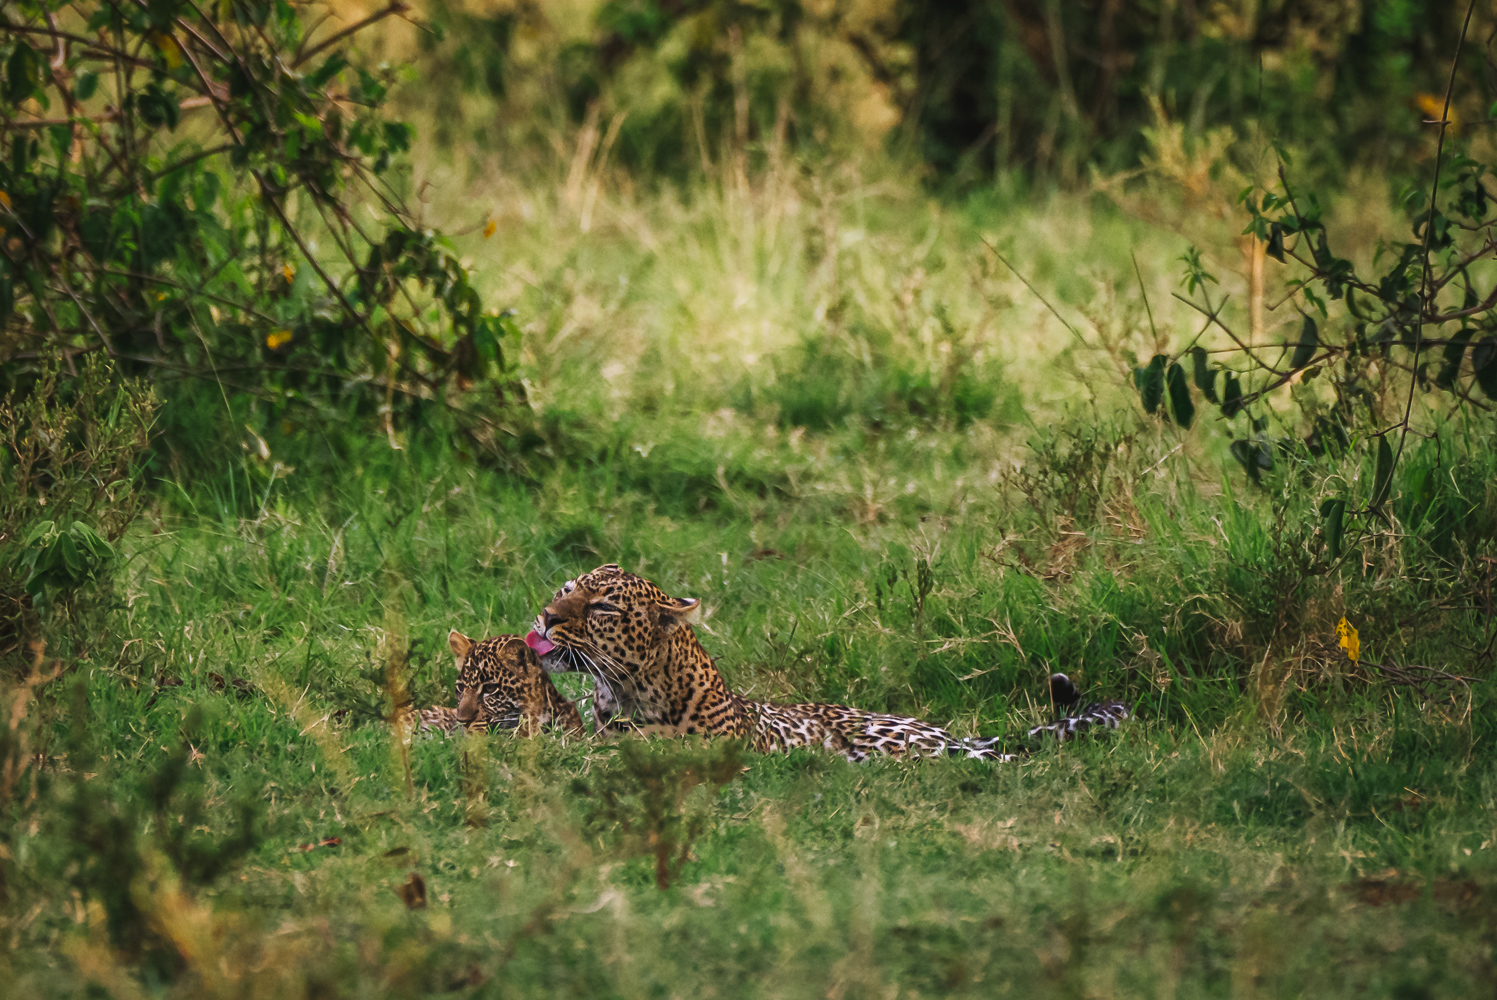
[448,630,585,736]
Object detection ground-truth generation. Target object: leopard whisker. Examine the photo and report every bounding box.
[576,646,624,689]
[580,642,632,691]
[549,638,627,692]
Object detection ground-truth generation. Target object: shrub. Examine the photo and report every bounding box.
[0,0,517,464]
[0,357,156,665]
[571,738,744,890]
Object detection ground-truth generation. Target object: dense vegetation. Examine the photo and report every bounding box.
[3,0,1497,997]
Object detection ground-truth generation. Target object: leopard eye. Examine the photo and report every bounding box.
[589,601,622,614]
[563,579,577,593]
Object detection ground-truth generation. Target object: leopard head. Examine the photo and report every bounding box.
[524,563,701,691]
[448,631,547,731]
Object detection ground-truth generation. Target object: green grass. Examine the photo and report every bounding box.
[7,415,1497,998]
[5,172,1497,998]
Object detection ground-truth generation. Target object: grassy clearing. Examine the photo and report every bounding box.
[5,174,1497,996]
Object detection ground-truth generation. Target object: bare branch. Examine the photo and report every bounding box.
[293,1,411,68]
[3,95,216,129]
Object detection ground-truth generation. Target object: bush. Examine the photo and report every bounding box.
[0,357,156,666]
[572,738,744,890]
[0,0,517,468]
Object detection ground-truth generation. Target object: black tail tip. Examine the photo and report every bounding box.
[1049,672,1082,708]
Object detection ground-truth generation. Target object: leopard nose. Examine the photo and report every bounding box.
[542,610,561,631]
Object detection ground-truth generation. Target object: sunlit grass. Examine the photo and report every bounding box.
[4,152,1493,997]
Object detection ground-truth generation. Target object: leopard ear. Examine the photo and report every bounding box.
[656,596,702,631]
[449,630,474,664]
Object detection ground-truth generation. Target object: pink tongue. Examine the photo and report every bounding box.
[524,630,556,656]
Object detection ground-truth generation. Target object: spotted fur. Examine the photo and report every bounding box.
[386,703,470,742]
[529,564,1128,762]
[449,631,585,736]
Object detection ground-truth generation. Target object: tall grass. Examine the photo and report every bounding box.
[5,148,1495,997]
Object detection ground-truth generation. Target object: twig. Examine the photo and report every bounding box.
[1172,291,1289,376]
[981,237,1089,347]
[1358,657,1476,689]
[3,96,216,129]
[293,2,411,68]
[1391,0,1478,494]
[95,268,278,325]
[1132,251,1159,342]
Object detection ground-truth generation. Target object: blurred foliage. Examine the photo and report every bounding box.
[903,0,1481,184]
[409,0,1486,187]
[572,737,744,889]
[418,0,907,181]
[0,0,519,466]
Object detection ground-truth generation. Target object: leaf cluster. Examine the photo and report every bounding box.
[0,0,516,450]
[1131,109,1497,569]
[0,355,156,658]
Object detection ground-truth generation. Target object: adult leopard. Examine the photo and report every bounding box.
[523,563,1128,761]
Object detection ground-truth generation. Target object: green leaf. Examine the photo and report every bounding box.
[1472,335,1497,398]
[382,121,413,153]
[69,521,115,561]
[1221,373,1243,419]
[1319,498,1346,558]
[1435,328,1474,389]
[75,71,100,101]
[1190,346,1218,403]
[1133,354,1167,415]
[1265,223,1285,263]
[1166,362,1194,429]
[1178,247,1217,296]
[6,42,39,105]
[1290,315,1318,370]
[1370,436,1395,510]
[56,533,82,579]
[137,83,182,130]
[308,54,348,89]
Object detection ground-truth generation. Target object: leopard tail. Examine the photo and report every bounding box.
[1025,672,1130,742]
[948,673,1131,759]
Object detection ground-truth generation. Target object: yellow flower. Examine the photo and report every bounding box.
[1336,617,1360,664]
[281,263,295,283]
[483,219,497,239]
[266,330,293,350]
